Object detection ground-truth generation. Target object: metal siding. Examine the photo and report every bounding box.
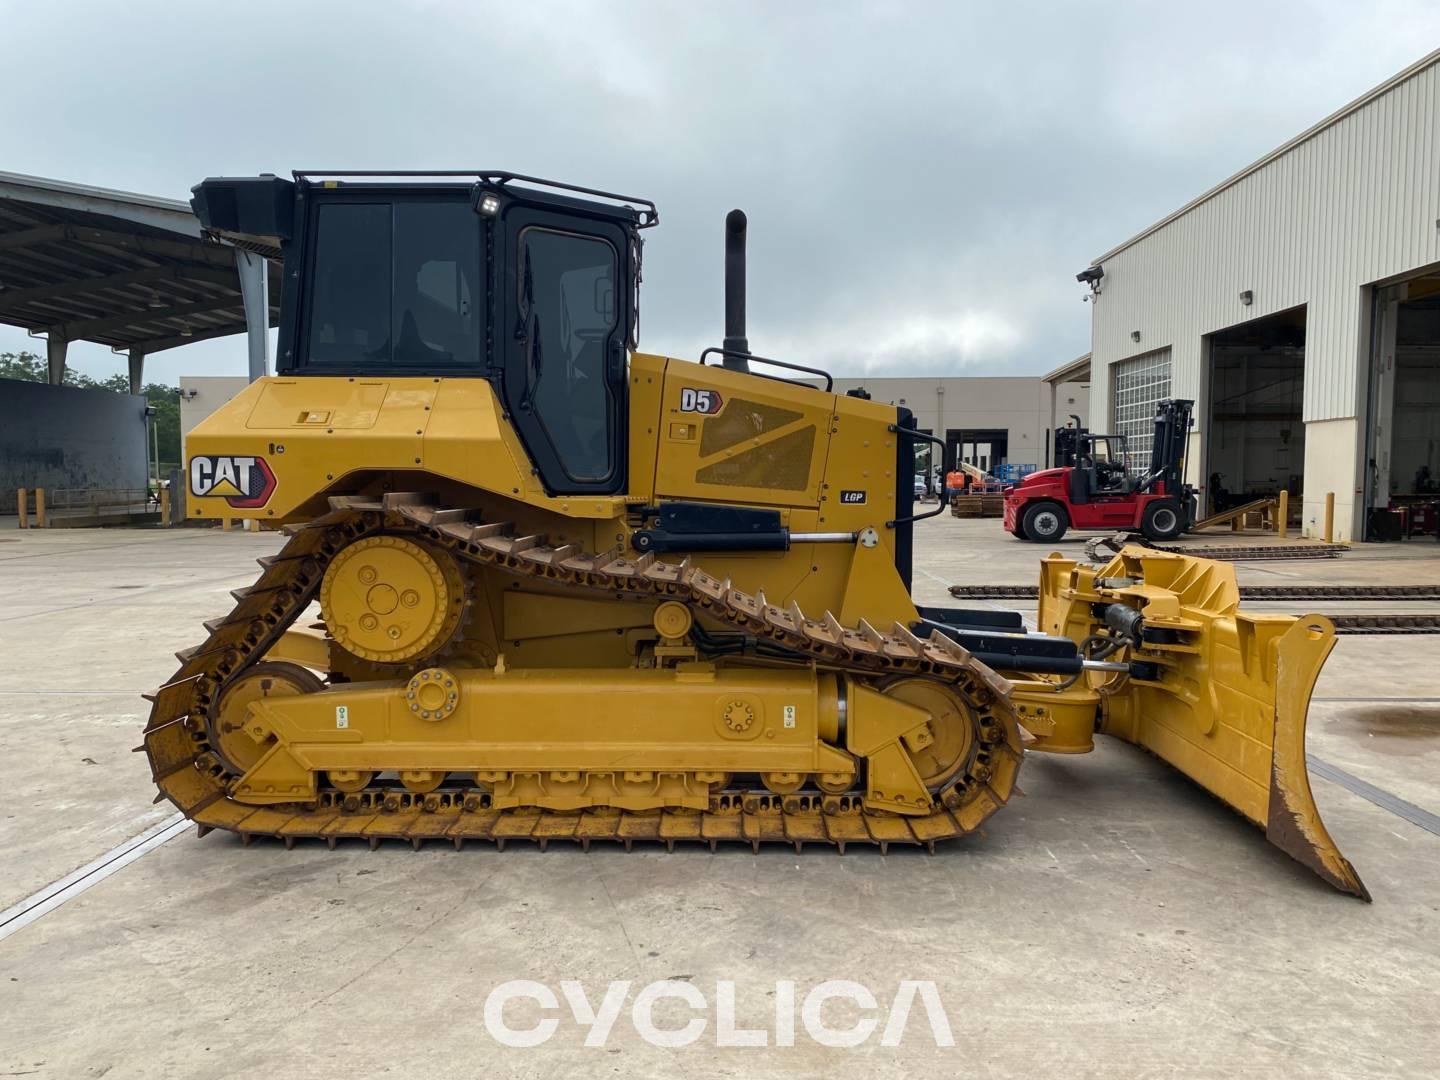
[1090,59,1440,428]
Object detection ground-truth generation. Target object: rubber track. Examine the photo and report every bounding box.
[1150,541,1346,561]
[141,494,1024,853]
[1329,613,1440,634]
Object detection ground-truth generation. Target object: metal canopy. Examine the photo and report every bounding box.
[0,171,279,364]
[1042,352,1091,386]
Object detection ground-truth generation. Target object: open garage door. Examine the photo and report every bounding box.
[948,428,1008,475]
[1367,269,1440,534]
[1205,307,1305,515]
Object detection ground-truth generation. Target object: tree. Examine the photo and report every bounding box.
[0,350,46,382]
[1,350,182,470]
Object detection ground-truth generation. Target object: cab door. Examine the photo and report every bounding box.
[497,207,630,495]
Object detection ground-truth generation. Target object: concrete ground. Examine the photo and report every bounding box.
[1,516,1437,1078]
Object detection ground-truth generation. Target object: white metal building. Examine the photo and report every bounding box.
[1084,49,1440,541]
[822,374,1089,476]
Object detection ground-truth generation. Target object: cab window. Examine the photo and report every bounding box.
[303,198,479,369]
[1086,437,1128,490]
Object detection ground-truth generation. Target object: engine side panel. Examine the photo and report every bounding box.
[652,361,833,508]
[185,375,624,524]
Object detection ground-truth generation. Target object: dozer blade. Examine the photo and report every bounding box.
[1263,617,1370,899]
[1042,549,1369,899]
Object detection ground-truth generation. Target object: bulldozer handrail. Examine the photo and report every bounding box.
[888,424,949,528]
[699,347,834,392]
[291,170,660,227]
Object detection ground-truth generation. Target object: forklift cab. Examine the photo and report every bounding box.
[1067,434,1130,505]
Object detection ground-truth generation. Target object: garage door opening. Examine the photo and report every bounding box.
[1368,270,1440,533]
[947,428,1008,476]
[1205,306,1305,514]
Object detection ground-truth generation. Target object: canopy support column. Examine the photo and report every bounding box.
[127,349,145,394]
[235,249,269,382]
[46,333,68,384]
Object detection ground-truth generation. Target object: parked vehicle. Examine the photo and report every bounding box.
[1003,400,1197,542]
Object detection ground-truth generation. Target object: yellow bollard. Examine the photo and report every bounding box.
[160,486,170,527]
[17,488,27,529]
[1323,492,1334,543]
[1277,490,1289,540]
[34,487,45,528]
[222,517,233,532]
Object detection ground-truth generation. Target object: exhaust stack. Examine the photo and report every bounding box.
[722,209,749,371]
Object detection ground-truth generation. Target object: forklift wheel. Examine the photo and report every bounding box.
[1141,499,1185,540]
[1021,502,1068,543]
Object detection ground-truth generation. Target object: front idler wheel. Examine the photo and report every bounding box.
[877,677,978,790]
[212,662,325,776]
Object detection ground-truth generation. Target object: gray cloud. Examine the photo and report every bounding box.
[2,0,1436,385]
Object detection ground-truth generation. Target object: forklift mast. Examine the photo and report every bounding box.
[1147,399,1194,495]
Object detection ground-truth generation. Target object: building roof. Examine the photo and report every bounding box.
[1091,47,1440,266]
[0,171,279,355]
[1042,353,1091,384]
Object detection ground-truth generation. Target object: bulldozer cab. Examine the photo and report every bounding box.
[191,172,656,497]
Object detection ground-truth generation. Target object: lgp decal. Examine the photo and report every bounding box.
[189,455,277,508]
[839,490,867,504]
[679,388,724,415]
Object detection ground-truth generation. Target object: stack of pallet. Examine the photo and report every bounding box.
[950,494,982,518]
[950,493,1007,518]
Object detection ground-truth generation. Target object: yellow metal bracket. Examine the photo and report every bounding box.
[845,683,933,815]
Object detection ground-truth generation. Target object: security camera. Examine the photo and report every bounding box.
[1075,265,1104,285]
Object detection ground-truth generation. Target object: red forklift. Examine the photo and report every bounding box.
[1003,399,1196,543]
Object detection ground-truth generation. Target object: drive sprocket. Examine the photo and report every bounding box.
[318,534,465,664]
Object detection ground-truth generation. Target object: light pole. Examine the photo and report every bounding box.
[144,403,159,506]
[936,383,946,490]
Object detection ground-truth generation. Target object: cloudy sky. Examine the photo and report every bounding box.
[2,1,1438,386]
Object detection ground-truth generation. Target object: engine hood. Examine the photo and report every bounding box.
[1019,467,1068,486]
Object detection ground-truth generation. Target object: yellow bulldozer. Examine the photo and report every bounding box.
[144,171,1365,898]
